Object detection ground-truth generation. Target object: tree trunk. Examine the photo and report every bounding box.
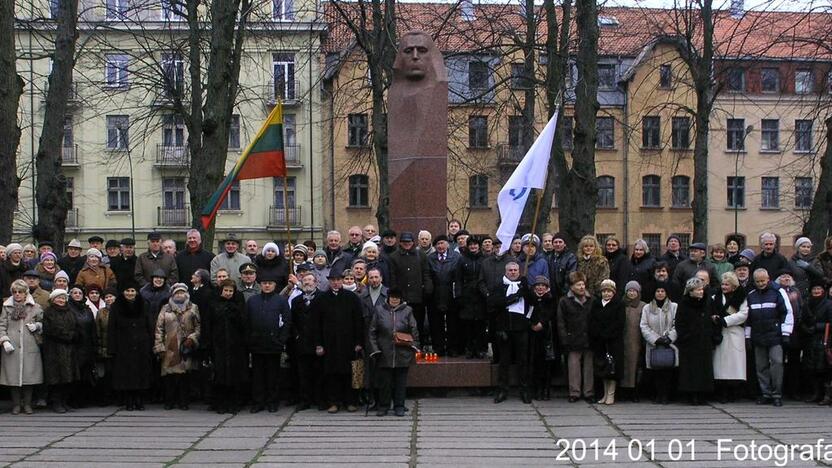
[0,0,23,244]
[369,0,396,232]
[557,0,598,249]
[690,0,714,244]
[517,0,537,235]
[804,117,832,246]
[34,0,80,250]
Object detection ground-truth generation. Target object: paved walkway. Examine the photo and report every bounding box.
[1,396,831,467]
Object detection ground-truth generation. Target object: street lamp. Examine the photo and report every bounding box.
[117,125,136,240]
[734,124,753,235]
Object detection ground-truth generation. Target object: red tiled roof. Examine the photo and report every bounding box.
[322,2,832,60]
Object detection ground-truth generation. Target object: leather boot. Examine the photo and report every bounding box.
[818,384,832,406]
[10,387,21,415]
[22,386,34,414]
[597,381,609,404]
[606,381,616,405]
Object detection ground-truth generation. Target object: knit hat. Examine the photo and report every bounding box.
[666,235,681,246]
[369,235,381,244]
[6,243,22,254]
[521,233,540,247]
[433,235,449,246]
[532,276,550,287]
[684,277,706,296]
[362,241,379,251]
[625,280,641,293]
[313,249,327,259]
[54,270,69,282]
[171,282,189,295]
[292,244,309,256]
[67,239,82,249]
[86,248,102,258]
[262,242,280,256]
[599,279,616,292]
[40,252,58,263]
[653,280,671,296]
[739,248,756,262]
[150,269,166,279]
[810,277,828,290]
[49,289,68,301]
[794,237,812,249]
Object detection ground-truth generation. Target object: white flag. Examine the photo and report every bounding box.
[496,109,559,254]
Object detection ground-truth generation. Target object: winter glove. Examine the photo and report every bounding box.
[781,335,791,348]
[2,341,14,353]
[26,322,39,333]
[795,259,810,270]
[655,336,670,346]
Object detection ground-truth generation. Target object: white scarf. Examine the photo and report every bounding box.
[503,276,525,315]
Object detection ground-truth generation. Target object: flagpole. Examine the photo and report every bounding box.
[282,175,292,247]
[524,189,544,277]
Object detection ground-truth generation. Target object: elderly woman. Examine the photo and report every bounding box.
[675,277,713,405]
[577,235,610,297]
[640,281,678,404]
[369,287,419,417]
[0,280,44,414]
[710,271,748,403]
[68,287,97,408]
[710,244,734,279]
[558,272,594,402]
[35,252,60,291]
[361,242,390,285]
[53,271,70,292]
[801,278,832,404]
[726,236,743,266]
[204,279,248,414]
[22,244,37,266]
[109,281,154,411]
[589,279,625,405]
[342,268,363,294]
[629,239,656,289]
[75,248,116,291]
[4,243,27,288]
[154,282,201,410]
[255,242,289,290]
[42,289,79,413]
[621,281,646,401]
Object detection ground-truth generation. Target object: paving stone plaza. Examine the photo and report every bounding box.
[1,396,831,467]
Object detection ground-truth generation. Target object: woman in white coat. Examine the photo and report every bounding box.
[640,281,678,404]
[710,271,748,403]
[0,280,44,414]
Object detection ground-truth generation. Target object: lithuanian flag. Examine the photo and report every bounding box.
[200,104,287,230]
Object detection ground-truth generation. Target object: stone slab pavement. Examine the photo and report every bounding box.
[1,396,831,467]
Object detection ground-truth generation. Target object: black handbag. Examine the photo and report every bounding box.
[543,327,557,361]
[595,351,616,378]
[650,345,676,370]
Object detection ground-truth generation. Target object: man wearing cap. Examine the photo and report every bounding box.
[660,235,687,277]
[452,230,470,254]
[58,239,85,285]
[211,233,250,284]
[548,232,578,301]
[380,230,398,257]
[427,235,461,355]
[751,232,790,281]
[103,240,120,267]
[734,252,754,292]
[672,242,718,291]
[312,269,364,413]
[238,263,261,302]
[110,238,137,292]
[175,229,215,284]
[28,242,54,269]
[135,233,178,287]
[246,269,291,413]
[23,270,50,310]
[389,231,433,351]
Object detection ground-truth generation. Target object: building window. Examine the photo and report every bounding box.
[795,120,812,152]
[220,180,241,211]
[105,0,128,19]
[643,233,661,254]
[106,115,129,149]
[761,68,780,93]
[160,0,183,20]
[468,60,488,96]
[510,63,530,89]
[49,0,60,18]
[671,116,690,149]
[347,113,368,147]
[162,177,186,209]
[107,177,130,211]
[597,176,615,208]
[161,52,184,98]
[726,67,745,92]
[468,115,488,148]
[273,0,293,20]
[63,116,73,148]
[348,174,369,208]
[596,117,614,149]
[760,119,779,151]
[105,54,129,88]
[795,177,813,209]
[508,115,524,149]
[673,233,692,252]
[795,69,814,94]
[642,116,660,149]
[273,53,296,101]
[642,175,661,207]
[274,177,296,208]
[761,177,780,208]
[727,176,745,208]
[66,177,74,209]
[671,175,690,208]
[598,64,616,90]
[561,116,573,150]
[469,174,488,208]
[162,114,185,148]
[228,115,240,149]
[727,118,746,151]
[659,64,672,88]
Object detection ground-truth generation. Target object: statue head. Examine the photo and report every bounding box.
[393,31,447,83]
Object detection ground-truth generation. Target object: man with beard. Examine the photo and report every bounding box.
[313,270,364,413]
[176,229,214,284]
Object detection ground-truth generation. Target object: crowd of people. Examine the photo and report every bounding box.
[0,222,830,416]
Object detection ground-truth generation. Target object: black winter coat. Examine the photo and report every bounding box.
[255,254,290,290]
[549,250,578,298]
[245,291,291,354]
[456,250,484,320]
[109,255,138,292]
[291,291,324,356]
[489,280,532,332]
[176,248,214,284]
[751,251,790,281]
[108,295,155,391]
[69,299,97,379]
[589,296,625,379]
[204,292,248,385]
[800,296,832,373]
[629,254,656,290]
[605,249,632,298]
[660,251,687,277]
[312,289,364,375]
[557,292,593,351]
[427,251,460,311]
[388,247,433,304]
[42,304,80,385]
[675,295,714,393]
[57,255,85,285]
[140,284,171,325]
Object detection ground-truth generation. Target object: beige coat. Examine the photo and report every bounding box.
[712,296,748,380]
[640,300,679,369]
[0,296,44,386]
[154,299,200,376]
[620,298,646,388]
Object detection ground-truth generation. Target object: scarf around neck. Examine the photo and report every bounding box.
[503,276,524,315]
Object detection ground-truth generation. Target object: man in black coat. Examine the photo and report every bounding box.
[752,232,790,280]
[660,235,687,277]
[289,272,324,411]
[313,270,364,413]
[176,229,214,283]
[324,230,354,275]
[426,235,460,355]
[548,232,577,301]
[110,238,138,292]
[389,232,433,350]
[490,261,533,404]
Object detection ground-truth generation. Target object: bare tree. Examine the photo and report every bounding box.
[0,0,24,244]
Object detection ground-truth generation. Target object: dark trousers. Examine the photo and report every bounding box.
[163,374,190,407]
[446,307,462,355]
[428,306,447,353]
[463,319,486,355]
[326,373,355,406]
[651,369,673,401]
[376,367,408,410]
[213,384,243,411]
[784,347,803,398]
[497,330,530,391]
[411,303,428,347]
[744,339,760,399]
[297,354,323,406]
[251,353,281,405]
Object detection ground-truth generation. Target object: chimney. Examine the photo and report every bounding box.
[730,0,744,19]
